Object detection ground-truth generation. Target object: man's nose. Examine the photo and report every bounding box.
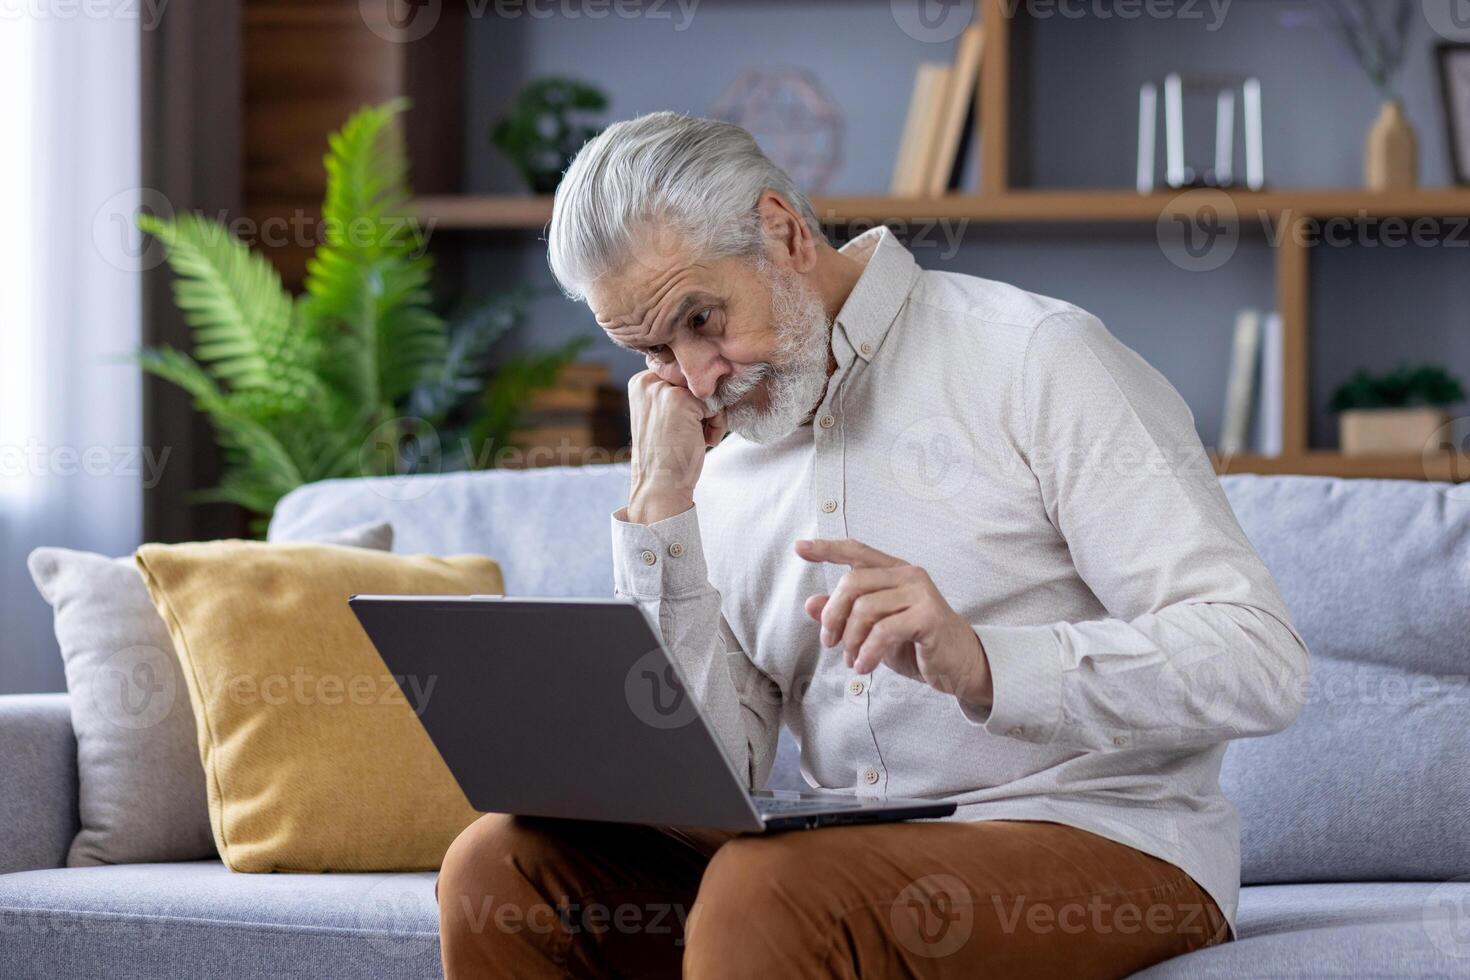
[679,353,727,402]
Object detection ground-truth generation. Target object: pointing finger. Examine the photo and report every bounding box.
[794,538,904,569]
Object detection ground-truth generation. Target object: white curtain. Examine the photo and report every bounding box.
[0,6,143,693]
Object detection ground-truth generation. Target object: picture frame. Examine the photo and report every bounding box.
[1436,43,1470,186]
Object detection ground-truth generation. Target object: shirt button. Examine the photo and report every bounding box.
[640,550,657,566]
[848,678,865,696]
[862,768,880,785]
[1112,735,1128,747]
[860,341,874,356]
[667,542,684,558]
[1007,726,1024,737]
[821,498,838,514]
[818,414,835,429]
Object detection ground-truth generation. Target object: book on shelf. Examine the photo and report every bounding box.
[890,62,949,196]
[923,24,985,197]
[889,25,986,198]
[1217,309,1283,458]
[1218,309,1260,455]
[1253,312,1283,456]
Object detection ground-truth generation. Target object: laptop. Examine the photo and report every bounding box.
[349,594,956,832]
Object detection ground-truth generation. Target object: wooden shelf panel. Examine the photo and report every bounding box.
[416,188,1470,231]
[1213,452,1469,482]
[415,194,555,229]
[816,189,1470,224]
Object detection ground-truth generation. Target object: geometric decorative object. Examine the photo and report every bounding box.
[709,67,845,195]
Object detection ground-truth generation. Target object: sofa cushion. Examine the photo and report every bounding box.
[1132,881,1470,978]
[135,540,501,872]
[2,868,1462,980]
[0,861,441,980]
[25,522,393,868]
[1217,476,1470,884]
[269,464,633,598]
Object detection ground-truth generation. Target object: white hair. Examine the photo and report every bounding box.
[546,111,826,301]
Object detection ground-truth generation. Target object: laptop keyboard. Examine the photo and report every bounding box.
[756,797,866,815]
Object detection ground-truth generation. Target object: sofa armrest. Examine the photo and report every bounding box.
[0,694,77,873]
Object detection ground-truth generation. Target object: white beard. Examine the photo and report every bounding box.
[703,256,832,445]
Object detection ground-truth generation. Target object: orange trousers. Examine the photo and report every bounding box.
[436,814,1228,979]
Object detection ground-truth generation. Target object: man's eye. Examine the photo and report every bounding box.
[646,345,670,359]
[689,309,712,328]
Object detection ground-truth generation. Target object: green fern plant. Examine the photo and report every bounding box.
[141,99,551,530]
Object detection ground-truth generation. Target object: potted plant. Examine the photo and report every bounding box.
[491,77,608,194]
[1330,364,1465,455]
[140,99,588,531]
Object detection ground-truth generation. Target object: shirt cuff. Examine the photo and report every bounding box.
[960,624,1065,744]
[610,504,709,598]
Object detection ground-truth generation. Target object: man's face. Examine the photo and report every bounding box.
[589,236,833,443]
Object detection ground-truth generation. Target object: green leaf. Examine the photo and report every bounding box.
[406,284,539,425]
[137,346,309,497]
[304,98,447,410]
[138,213,321,413]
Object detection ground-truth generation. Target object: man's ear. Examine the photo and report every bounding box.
[755,190,817,274]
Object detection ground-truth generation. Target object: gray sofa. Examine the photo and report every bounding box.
[3,465,1468,978]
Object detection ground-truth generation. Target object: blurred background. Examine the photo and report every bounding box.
[4,0,1470,692]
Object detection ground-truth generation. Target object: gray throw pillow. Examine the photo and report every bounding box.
[26,521,394,866]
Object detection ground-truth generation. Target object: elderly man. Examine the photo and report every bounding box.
[436,111,1309,979]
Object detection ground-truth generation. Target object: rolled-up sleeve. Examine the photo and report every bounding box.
[611,504,783,787]
[963,311,1310,753]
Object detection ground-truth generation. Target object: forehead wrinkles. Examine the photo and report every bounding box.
[601,263,704,346]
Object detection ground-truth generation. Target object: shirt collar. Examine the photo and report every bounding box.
[832,225,921,363]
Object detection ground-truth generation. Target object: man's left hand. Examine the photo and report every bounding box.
[795,538,993,707]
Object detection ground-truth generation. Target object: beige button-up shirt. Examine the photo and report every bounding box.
[610,225,1310,931]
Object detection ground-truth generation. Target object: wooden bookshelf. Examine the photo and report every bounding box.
[415,188,1470,230]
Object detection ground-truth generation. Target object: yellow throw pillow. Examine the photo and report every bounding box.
[134,539,503,873]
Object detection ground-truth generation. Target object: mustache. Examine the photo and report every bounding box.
[703,362,772,413]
